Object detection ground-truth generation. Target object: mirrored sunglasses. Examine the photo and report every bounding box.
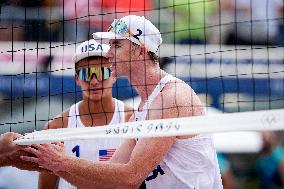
[76,67,112,82]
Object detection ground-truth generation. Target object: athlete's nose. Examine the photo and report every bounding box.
[89,74,100,86]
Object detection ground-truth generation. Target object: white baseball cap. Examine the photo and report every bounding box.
[92,15,162,56]
[73,39,110,63]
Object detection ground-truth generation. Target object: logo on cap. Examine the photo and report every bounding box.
[81,43,103,53]
[112,19,128,34]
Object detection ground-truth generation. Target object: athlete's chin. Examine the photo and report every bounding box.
[90,90,102,94]
[89,95,103,101]
[85,90,103,99]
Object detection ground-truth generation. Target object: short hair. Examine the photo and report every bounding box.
[130,42,159,64]
[148,51,159,64]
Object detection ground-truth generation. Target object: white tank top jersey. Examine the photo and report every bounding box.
[58,99,125,189]
[134,74,223,189]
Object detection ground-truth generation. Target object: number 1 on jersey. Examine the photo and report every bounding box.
[72,145,80,157]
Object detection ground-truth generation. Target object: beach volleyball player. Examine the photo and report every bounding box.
[22,15,223,189]
[37,39,133,189]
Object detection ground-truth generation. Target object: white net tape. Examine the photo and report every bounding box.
[14,109,284,145]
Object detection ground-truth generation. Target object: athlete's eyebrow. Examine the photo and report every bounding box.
[109,40,121,45]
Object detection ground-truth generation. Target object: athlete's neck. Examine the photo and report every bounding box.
[130,63,167,104]
[80,96,115,116]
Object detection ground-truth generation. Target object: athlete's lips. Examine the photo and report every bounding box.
[88,89,103,95]
[89,88,103,91]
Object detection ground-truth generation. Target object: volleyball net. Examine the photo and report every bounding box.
[0,1,283,144]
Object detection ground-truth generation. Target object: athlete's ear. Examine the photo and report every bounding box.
[109,67,116,82]
[110,75,117,84]
[130,43,141,57]
[138,47,148,60]
[111,69,116,77]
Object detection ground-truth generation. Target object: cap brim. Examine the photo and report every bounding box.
[73,51,108,64]
[92,32,127,43]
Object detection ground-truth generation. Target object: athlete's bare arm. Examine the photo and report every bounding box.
[39,103,135,189]
[109,139,136,164]
[22,80,203,188]
[21,100,175,188]
[124,104,134,122]
[110,104,135,164]
[38,110,69,189]
[38,109,99,189]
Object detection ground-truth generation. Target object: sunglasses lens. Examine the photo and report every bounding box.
[102,67,111,79]
[76,67,111,82]
[77,69,88,81]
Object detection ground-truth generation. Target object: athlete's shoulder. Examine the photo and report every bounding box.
[43,107,71,130]
[155,78,204,117]
[163,78,200,103]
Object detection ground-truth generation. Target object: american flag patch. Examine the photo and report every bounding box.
[99,149,116,161]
